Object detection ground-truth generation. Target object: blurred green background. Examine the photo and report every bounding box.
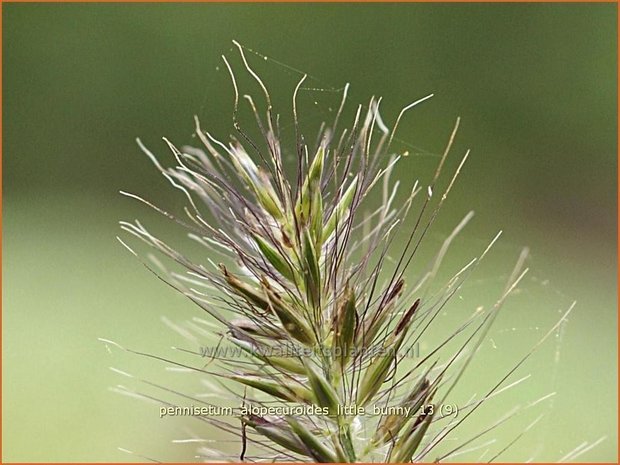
[3,3,617,462]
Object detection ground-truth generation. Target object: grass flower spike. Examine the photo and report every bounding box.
[118,42,573,463]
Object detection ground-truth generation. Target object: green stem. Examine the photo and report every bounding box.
[337,416,357,462]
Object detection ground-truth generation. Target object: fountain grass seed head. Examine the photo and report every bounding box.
[116,42,574,462]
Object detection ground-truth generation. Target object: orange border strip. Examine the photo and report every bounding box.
[1,0,3,461]
[0,0,616,3]
[0,1,617,464]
